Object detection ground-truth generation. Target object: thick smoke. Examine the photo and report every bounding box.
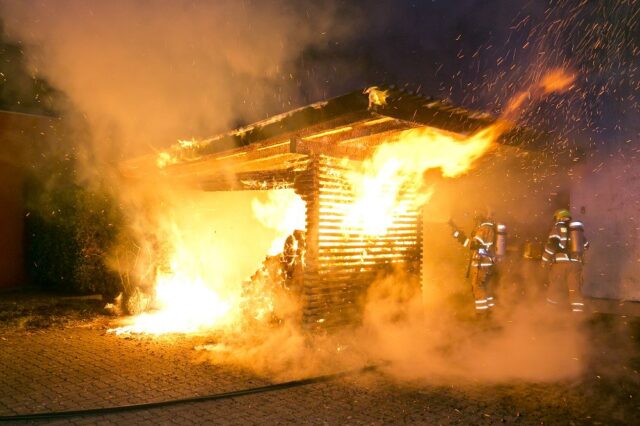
[0,0,347,163]
[359,271,586,384]
[0,0,353,302]
[365,144,587,383]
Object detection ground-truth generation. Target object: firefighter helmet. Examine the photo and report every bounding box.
[554,208,571,222]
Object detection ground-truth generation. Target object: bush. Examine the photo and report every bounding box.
[25,175,123,298]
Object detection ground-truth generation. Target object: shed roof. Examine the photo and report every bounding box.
[126,86,543,190]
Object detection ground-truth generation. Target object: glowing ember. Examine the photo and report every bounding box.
[157,139,202,168]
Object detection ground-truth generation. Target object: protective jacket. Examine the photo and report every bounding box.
[542,219,589,313]
[454,222,506,267]
[452,221,506,313]
[542,221,589,263]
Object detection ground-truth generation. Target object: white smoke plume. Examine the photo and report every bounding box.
[0,0,348,162]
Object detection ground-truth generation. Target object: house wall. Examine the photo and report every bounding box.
[0,111,58,288]
[0,161,24,287]
[571,147,640,301]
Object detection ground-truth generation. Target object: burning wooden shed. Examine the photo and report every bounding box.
[128,86,538,330]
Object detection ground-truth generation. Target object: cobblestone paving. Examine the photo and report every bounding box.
[1,320,639,425]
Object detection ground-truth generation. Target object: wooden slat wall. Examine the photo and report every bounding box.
[295,154,422,330]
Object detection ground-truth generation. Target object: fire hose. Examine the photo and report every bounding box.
[0,365,379,422]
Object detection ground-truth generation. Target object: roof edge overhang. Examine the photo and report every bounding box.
[123,86,548,189]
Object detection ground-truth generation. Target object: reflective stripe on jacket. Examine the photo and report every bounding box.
[542,220,588,263]
[471,222,497,267]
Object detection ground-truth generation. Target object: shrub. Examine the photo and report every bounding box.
[25,173,123,298]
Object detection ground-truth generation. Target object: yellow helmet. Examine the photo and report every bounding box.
[554,208,572,222]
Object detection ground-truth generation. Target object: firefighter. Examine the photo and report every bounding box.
[449,215,507,314]
[541,209,589,313]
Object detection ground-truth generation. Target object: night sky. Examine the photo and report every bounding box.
[295,1,638,150]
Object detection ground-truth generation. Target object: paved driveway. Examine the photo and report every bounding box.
[1,317,639,425]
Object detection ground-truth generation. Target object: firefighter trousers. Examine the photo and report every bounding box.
[470,265,495,313]
[547,261,585,313]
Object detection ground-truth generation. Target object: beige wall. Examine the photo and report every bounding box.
[571,149,640,301]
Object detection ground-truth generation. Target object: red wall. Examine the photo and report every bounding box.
[0,161,24,288]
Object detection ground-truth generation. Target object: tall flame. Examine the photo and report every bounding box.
[342,68,575,237]
[342,124,504,236]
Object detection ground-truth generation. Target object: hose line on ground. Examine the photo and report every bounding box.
[0,365,379,422]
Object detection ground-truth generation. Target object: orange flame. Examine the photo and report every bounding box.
[343,68,575,237]
[540,68,576,93]
[504,68,575,118]
[342,125,502,235]
[109,190,305,335]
